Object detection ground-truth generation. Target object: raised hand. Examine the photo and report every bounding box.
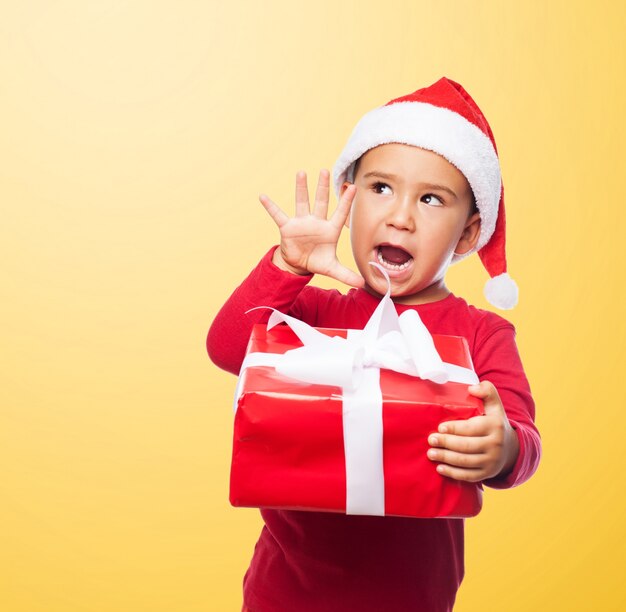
[259,169,364,288]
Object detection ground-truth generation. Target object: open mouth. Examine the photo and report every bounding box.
[376,244,414,271]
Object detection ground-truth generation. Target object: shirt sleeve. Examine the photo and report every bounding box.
[472,323,542,490]
[206,246,313,375]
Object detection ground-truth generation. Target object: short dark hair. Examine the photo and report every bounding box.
[351,156,362,182]
[469,192,478,215]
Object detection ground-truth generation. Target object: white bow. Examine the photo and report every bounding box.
[241,263,477,391]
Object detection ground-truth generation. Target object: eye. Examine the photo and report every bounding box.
[371,181,392,195]
[422,193,444,207]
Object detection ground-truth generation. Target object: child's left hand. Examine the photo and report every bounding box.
[426,380,520,482]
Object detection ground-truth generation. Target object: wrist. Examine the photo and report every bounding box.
[498,426,520,478]
[272,248,311,276]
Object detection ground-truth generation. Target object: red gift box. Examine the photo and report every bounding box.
[230,321,485,519]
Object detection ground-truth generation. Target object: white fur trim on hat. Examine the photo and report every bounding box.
[332,101,502,263]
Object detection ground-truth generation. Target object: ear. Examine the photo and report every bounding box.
[454,211,481,255]
[340,181,353,228]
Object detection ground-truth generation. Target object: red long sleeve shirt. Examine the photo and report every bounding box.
[207,247,541,612]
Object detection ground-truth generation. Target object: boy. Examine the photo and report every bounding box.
[207,77,541,611]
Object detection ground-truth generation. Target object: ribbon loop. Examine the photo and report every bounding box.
[278,336,364,391]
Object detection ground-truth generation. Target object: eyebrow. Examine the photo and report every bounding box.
[362,171,458,199]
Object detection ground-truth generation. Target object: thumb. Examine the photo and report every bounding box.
[327,260,365,288]
[467,380,505,415]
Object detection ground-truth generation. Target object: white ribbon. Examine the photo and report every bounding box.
[235,263,478,516]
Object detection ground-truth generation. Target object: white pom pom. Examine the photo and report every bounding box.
[484,273,518,310]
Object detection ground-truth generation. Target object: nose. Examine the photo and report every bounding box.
[385,194,415,232]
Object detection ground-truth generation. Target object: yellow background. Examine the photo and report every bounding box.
[1,1,624,610]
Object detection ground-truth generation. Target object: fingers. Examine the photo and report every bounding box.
[330,184,356,229]
[427,434,488,481]
[259,194,289,228]
[428,381,511,483]
[313,169,330,219]
[326,261,365,288]
[427,446,488,470]
[433,464,484,482]
[428,432,488,454]
[295,170,310,217]
[273,169,351,223]
[436,415,491,437]
[468,380,505,416]
[467,380,499,402]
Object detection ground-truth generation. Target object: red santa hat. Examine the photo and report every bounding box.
[332,76,518,310]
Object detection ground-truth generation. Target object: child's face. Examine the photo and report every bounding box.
[341,143,481,304]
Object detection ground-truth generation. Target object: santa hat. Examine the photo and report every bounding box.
[332,76,518,310]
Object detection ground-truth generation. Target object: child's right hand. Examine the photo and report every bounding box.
[259,169,364,288]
